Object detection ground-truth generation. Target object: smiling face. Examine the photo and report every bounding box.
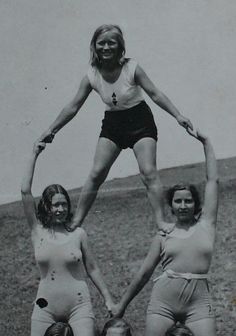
[171,189,195,223]
[95,31,120,63]
[50,193,69,226]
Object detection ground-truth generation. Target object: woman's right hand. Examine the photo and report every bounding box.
[39,129,55,143]
[33,140,46,156]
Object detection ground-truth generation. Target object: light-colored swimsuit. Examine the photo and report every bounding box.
[87,58,144,111]
[31,225,94,335]
[147,221,215,323]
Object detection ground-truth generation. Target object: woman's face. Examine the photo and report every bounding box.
[50,193,69,225]
[171,189,195,223]
[95,31,120,63]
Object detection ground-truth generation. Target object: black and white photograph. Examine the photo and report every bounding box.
[0,1,236,335]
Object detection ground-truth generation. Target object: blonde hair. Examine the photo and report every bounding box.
[90,24,126,68]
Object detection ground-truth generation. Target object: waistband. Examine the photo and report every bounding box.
[105,100,149,115]
[153,269,208,282]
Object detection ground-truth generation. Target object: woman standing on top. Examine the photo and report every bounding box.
[111,128,219,336]
[39,24,193,230]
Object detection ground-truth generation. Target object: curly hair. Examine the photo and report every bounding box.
[44,322,74,336]
[165,323,194,336]
[101,318,132,336]
[90,24,126,68]
[37,184,72,227]
[166,184,201,215]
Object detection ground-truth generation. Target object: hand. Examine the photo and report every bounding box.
[105,300,116,318]
[158,222,175,234]
[176,115,193,130]
[186,127,208,143]
[33,140,46,156]
[39,129,55,143]
[110,302,125,318]
[66,219,80,232]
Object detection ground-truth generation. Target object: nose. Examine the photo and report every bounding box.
[180,201,186,209]
[103,42,109,50]
[57,205,64,212]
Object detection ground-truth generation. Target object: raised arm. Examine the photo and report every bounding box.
[40,75,92,143]
[135,65,193,130]
[187,128,219,225]
[80,229,114,312]
[21,141,46,229]
[112,234,162,318]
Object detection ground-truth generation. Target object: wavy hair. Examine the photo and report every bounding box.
[37,184,72,228]
[165,323,194,336]
[90,24,126,67]
[166,184,201,215]
[101,318,132,336]
[44,322,74,336]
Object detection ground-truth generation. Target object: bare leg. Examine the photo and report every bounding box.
[133,137,164,228]
[145,314,174,336]
[70,317,95,336]
[71,138,121,228]
[186,318,216,336]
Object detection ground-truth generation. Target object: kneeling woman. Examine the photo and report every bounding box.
[111,129,219,336]
[21,141,114,336]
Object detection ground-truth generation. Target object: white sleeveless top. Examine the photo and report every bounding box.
[87,58,144,111]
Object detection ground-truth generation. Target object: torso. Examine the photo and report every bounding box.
[87,58,144,111]
[160,220,215,274]
[32,224,85,282]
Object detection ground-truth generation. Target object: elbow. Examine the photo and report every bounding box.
[64,103,79,118]
[21,187,30,196]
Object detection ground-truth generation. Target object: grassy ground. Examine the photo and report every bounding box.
[0,158,236,335]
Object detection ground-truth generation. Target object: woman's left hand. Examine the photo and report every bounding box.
[176,115,193,130]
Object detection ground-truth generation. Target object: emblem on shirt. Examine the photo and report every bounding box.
[112,92,117,106]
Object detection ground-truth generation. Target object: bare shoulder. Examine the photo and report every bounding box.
[74,227,88,241]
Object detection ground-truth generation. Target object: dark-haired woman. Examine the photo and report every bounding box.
[21,141,114,336]
[44,322,74,336]
[165,323,194,336]
[39,24,192,230]
[111,129,219,336]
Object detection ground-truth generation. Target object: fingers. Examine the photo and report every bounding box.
[186,126,197,137]
[42,133,55,143]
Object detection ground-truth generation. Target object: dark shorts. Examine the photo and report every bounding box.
[99,101,158,149]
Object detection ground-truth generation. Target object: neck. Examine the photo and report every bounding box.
[175,217,196,229]
[100,59,120,71]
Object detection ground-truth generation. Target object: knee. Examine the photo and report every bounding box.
[89,166,109,186]
[140,166,158,187]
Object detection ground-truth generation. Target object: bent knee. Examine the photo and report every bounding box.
[140,166,158,183]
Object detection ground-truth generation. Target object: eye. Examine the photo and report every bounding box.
[185,199,194,204]
[173,199,181,204]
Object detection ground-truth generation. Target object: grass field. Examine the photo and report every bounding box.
[0,158,236,335]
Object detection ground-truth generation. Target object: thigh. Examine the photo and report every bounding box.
[145,314,174,336]
[186,317,216,336]
[31,319,53,336]
[70,317,95,336]
[133,138,157,173]
[91,137,121,173]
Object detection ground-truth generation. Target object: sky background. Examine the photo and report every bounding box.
[1,0,236,204]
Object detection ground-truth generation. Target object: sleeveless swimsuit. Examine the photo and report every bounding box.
[31,225,94,335]
[87,58,158,149]
[147,221,215,323]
